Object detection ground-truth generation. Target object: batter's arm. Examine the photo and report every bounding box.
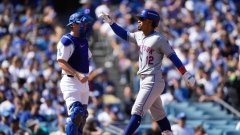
[98,12,136,44]
[159,37,196,87]
[158,37,187,75]
[110,23,128,41]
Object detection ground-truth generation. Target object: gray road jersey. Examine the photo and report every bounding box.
[127,31,175,75]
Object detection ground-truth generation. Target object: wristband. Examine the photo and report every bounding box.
[178,66,187,75]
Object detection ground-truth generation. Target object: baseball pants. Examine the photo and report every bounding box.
[60,76,89,115]
[132,73,166,121]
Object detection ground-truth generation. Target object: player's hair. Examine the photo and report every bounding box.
[194,125,206,134]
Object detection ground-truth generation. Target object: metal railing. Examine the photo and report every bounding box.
[214,97,240,119]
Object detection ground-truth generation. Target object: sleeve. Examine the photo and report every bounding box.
[110,23,137,44]
[128,32,137,45]
[159,37,187,74]
[57,37,74,61]
[88,48,92,59]
[159,37,175,57]
[110,23,128,40]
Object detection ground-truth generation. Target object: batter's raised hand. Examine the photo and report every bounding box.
[76,72,88,83]
[98,12,114,25]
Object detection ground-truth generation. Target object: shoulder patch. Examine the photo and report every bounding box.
[61,36,73,46]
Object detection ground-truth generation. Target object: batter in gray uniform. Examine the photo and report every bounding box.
[98,9,195,135]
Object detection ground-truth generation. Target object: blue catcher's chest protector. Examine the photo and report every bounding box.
[62,33,89,74]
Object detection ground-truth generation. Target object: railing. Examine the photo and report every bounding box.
[214,97,240,118]
[103,124,125,135]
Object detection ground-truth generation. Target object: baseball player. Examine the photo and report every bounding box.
[57,12,92,135]
[98,9,196,135]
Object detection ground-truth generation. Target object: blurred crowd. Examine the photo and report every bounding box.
[0,0,240,135]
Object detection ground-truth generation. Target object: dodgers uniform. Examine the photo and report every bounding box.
[57,33,92,114]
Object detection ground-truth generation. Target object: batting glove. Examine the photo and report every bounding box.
[183,71,196,87]
[98,12,114,25]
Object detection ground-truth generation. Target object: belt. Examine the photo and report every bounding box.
[62,74,74,78]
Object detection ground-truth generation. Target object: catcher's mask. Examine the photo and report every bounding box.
[67,12,92,40]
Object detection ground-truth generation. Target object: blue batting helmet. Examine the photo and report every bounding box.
[67,12,93,39]
[136,9,160,28]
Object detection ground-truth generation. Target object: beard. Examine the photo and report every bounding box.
[138,25,142,31]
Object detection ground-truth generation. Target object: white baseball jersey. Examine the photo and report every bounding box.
[57,39,92,76]
[57,36,92,113]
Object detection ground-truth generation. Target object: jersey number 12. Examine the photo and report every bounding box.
[146,56,154,65]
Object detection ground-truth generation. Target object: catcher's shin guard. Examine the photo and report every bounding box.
[66,101,88,135]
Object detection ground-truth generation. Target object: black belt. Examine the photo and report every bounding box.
[62,74,74,78]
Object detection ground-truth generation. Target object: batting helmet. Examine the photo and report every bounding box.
[67,12,93,39]
[136,9,160,28]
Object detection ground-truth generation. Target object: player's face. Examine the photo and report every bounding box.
[137,17,145,30]
[137,17,151,31]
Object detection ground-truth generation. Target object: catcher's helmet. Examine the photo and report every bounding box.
[67,12,92,26]
[136,9,160,28]
[67,12,92,39]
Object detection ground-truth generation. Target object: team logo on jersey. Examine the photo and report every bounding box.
[80,44,85,47]
[138,45,154,54]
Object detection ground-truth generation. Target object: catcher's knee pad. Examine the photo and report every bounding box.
[162,130,173,135]
[69,101,88,127]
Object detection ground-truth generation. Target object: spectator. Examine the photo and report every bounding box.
[39,94,57,117]
[25,119,49,135]
[8,56,23,82]
[97,103,112,126]
[224,68,240,111]
[13,95,24,116]
[0,60,11,79]
[0,110,13,135]
[78,0,97,22]
[9,115,25,134]
[0,90,15,113]
[109,106,124,124]
[171,112,195,135]
[93,69,116,95]
[143,121,161,135]
[190,83,206,102]
[122,86,135,119]
[88,90,104,114]
[161,82,177,107]
[0,88,5,103]
[83,118,103,135]
[197,69,215,96]
[50,106,67,135]
[0,15,9,38]
[194,125,206,135]
[19,101,46,128]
